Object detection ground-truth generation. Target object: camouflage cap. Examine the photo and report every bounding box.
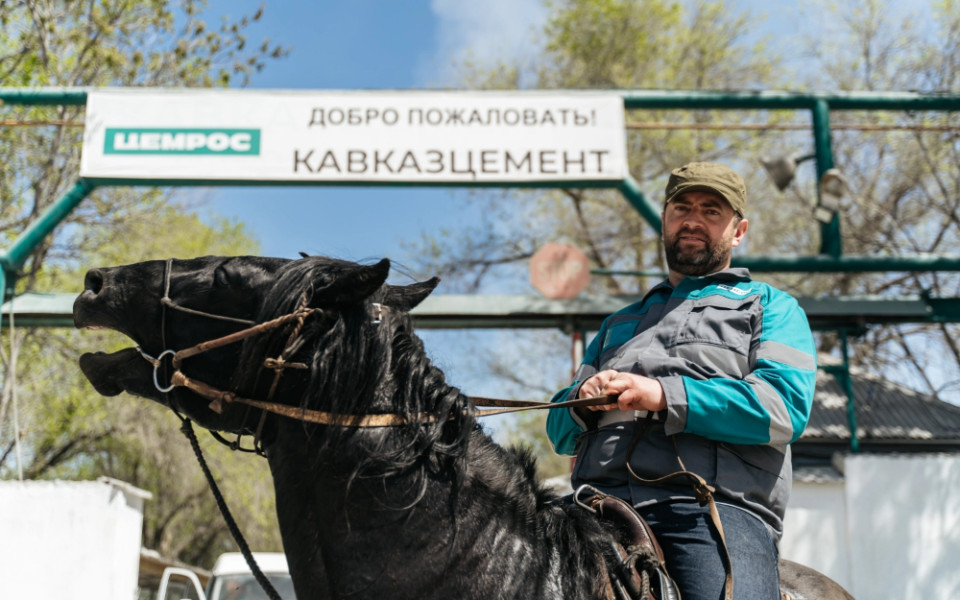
[664,162,746,216]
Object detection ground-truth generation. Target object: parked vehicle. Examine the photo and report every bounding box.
[159,552,294,600]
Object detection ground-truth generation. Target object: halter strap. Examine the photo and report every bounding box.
[153,258,320,453]
[162,258,257,326]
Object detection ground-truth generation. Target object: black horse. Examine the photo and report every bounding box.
[74,255,853,600]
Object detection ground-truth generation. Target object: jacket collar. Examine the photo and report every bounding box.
[644,267,752,300]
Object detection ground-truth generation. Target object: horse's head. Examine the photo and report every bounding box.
[74,254,443,441]
[74,255,291,430]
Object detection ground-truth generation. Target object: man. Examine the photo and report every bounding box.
[547,162,817,599]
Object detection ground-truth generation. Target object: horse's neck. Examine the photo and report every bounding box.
[266,434,460,597]
[268,426,456,525]
[266,426,608,599]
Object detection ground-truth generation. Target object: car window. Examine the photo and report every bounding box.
[209,574,295,600]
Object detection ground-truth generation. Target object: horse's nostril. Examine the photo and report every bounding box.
[84,269,105,295]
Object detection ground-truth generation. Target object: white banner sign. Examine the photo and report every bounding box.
[80,90,628,183]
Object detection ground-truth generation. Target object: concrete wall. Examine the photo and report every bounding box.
[781,453,960,600]
[781,475,852,586]
[0,478,150,600]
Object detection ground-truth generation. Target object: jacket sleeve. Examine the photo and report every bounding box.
[546,321,608,455]
[661,289,817,445]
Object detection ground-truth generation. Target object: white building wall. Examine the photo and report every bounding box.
[0,478,150,600]
[781,477,851,587]
[781,453,960,600]
[845,454,960,600]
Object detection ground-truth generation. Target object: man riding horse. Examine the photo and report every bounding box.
[549,162,818,599]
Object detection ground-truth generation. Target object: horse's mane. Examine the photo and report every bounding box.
[234,256,473,481]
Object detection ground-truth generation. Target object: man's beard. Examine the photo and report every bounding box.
[664,230,732,277]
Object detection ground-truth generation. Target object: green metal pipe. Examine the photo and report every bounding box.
[597,254,960,275]
[617,177,662,232]
[0,315,76,328]
[3,87,960,112]
[592,269,667,278]
[0,87,89,105]
[811,100,835,178]
[69,177,629,190]
[620,89,960,111]
[0,178,96,307]
[0,179,96,273]
[738,254,960,272]
[819,360,859,453]
[840,335,860,453]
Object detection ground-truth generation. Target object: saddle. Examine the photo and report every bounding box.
[574,486,681,600]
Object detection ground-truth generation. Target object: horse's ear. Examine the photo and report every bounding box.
[383,277,440,311]
[325,258,391,303]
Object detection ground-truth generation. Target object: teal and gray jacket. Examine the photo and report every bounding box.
[546,268,816,539]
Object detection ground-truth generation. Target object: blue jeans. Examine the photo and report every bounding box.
[638,500,780,600]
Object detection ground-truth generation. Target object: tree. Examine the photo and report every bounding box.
[792,0,960,399]
[0,0,289,566]
[420,0,795,294]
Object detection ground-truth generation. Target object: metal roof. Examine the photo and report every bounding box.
[802,368,960,446]
[793,465,845,484]
[1,293,77,327]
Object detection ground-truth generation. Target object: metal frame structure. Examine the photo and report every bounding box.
[3,290,955,332]
[4,87,960,451]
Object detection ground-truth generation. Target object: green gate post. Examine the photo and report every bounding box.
[0,179,97,310]
[617,176,662,232]
[820,333,860,453]
[812,99,842,258]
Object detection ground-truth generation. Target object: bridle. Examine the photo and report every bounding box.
[141,258,326,453]
[145,257,314,600]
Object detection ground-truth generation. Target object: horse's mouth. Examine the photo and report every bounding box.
[79,347,150,397]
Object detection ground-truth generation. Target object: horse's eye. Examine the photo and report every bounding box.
[214,266,230,287]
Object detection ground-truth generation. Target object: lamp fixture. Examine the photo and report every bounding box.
[814,168,847,224]
[760,152,817,191]
[760,152,847,224]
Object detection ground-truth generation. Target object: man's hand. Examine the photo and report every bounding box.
[578,370,667,412]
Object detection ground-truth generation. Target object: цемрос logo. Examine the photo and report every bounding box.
[104,128,260,155]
